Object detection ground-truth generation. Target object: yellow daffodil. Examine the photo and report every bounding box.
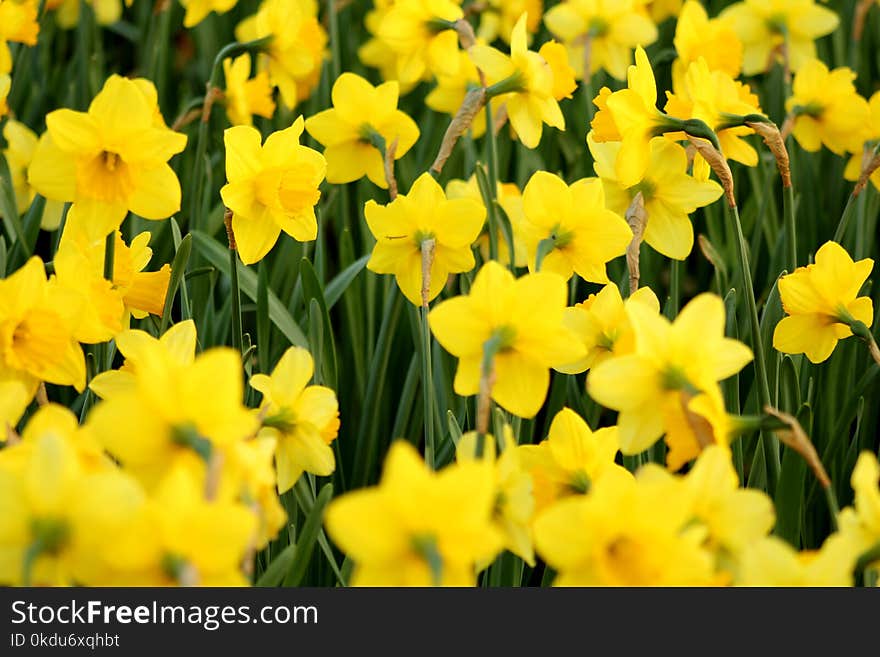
[1,120,65,230]
[223,53,277,126]
[86,337,258,489]
[89,319,196,400]
[678,445,775,556]
[55,0,127,28]
[0,422,144,585]
[304,72,420,188]
[223,435,287,549]
[0,257,86,431]
[445,174,528,267]
[250,346,340,493]
[429,261,586,418]
[645,0,682,23]
[520,171,632,280]
[426,49,488,137]
[672,1,743,83]
[27,75,187,242]
[468,12,566,149]
[55,214,170,329]
[477,0,543,45]
[543,0,657,81]
[736,534,858,586]
[220,117,326,265]
[180,0,237,28]
[590,46,675,188]
[589,134,722,259]
[773,241,874,363]
[721,0,839,76]
[837,452,880,574]
[376,0,464,85]
[364,171,485,306]
[556,283,660,374]
[0,0,38,74]
[358,0,407,90]
[457,427,536,565]
[106,463,258,586]
[786,59,871,155]
[588,293,752,455]
[325,441,503,586]
[235,0,327,109]
[664,57,763,168]
[518,407,629,513]
[844,91,880,191]
[533,464,715,585]
[538,40,577,101]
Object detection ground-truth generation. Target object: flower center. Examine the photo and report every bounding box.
[77,150,135,203]
[630,178,656,202]
[2,309,67,375]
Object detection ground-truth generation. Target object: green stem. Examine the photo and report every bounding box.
[229,246,243,354]
[420,304,435,468]
[103,231,115,281]
[783,182,797,272]
[326,0,341,81]
[484,99,500,262]
[824,484,840,531]
[833,191,858,244]
[728,202,780,488]
[668,259,681,318]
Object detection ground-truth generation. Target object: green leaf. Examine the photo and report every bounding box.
[300,257,338,389]
[0,151,28,256]
[324,254,369,310]
[160,233,192,333]
[191,229,308,347]
[255,542,297,587]
[287,481,334,587]
[257,262,270,374]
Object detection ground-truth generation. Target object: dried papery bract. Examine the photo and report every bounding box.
[420,238,436,309]
[855,150,880,197]
[747,121,791,189]
[384,136,399,200]
[764,406,830,489]
[688,136,735,207]
[430,86,487,176]
[625,192,647,295]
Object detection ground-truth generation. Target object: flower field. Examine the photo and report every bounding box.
[1,0,879,587]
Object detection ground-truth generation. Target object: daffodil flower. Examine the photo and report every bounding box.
[0,0,38,74]
[220,117,327,265]
[305,73,420,188]
[365,172,485,306]
[0,257,86,431]
[222,53,277,126]
[180,0,237,28]
[773,241,874,363]
[588,293,752,455]
[518,408,630,513]
[785,59,871,155]
[429,261,586,418]
[457,426,536,566]
[533,464,716,586]
[0,120,65,230]
[376,0,464,85]
[520,171,632,280]
[235,0,327,109]
[543,0,658,81]
[468,12,566,149]
[556,283,660,374]
[324,441,503,586]
[589,134,723,259]
[721,0,839,76]
[672,1,743,83]
[250,347,340,493]
[27,75,187,242]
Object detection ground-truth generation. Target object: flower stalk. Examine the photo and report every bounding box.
[420,238,437,468]
[224,208,244,355]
